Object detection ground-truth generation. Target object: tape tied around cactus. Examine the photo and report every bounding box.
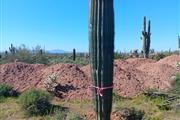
[93,84,113,97]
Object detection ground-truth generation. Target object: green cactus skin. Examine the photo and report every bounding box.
[73,48,76,61]
[143,17,146,32]
[141,17,151,58]
[89,0,114,120]
[146,20,151,57]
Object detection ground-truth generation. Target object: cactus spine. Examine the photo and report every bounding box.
[73,48,76,61]
[141,17,151,58]
[89,0,114,120]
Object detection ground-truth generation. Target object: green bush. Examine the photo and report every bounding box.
[152,53,166,61]
[170,74,180,94]
[66,113,82,120]
[0,84,15,97]
[143,89,169,100]
[113,92,125,102]
[54,110,66,120]
[18,89,52,116]
[115,107,145,120]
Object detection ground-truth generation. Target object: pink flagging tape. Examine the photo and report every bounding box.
[92,84,113,97]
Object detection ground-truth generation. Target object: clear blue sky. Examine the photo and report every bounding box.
[0,0,179,52]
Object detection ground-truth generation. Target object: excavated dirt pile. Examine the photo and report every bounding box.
[157,54,180,68]
[40,64,92,100]
[0,55,179,99]
[0,62,45,92]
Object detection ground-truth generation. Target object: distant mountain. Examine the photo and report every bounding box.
[47,49,69,54]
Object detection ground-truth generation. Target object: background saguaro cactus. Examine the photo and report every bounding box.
[9,44,16,56]
[178,36,180,55]
[73,48,76,61]
[141,17,151,58]
[89,0,114,120]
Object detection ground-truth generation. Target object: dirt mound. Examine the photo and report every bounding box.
[0,62,45,92]
[157,54,180,68]
[126,58,156,67]
[0,55,179,99]
[114,60,148,97]
[137,62,177,90]
[82,57,178,97]
[81,65,91,78]
[0,62,92,100]
[82,60,147,97]
[39,64,92,100]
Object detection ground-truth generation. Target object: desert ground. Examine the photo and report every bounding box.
[0,54,180,120]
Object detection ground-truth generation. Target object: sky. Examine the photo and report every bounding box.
[0,0,179,52]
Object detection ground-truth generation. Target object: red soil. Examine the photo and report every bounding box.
[0,55,179,100]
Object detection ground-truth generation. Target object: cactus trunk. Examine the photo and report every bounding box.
[141,17,151,58]
[146,20,151,57]
[89,0,114,120]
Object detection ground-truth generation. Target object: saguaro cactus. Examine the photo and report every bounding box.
[89,0,114,120]
[5,51,8,58]
[178,36,180,55]
[73,48,76,61]
[178,36,180,49]
[141,17,151,58]
[9,44,16,55]
[40,49,43,55]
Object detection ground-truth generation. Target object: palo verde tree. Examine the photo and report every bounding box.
[89,0,114,120]
[141,16,151,58]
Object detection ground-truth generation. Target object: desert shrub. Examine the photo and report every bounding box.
[113,92,126,102]
[0,84,17,97]
[18,89,52,116]
[115,107,145,120]
[66,113,82,120]
[152,53,166,61]
[74,57,89,66]
[144,117,161,120]
[49,56,89,66]
[114,51,130,60]
[114,51,122,59]
[143,89,172,111]
[167,74,180,112]
[54,109,66,120]
[170,74,180,94]
[31,54,49,65]
[44,73,59,93]
[130,49,139,58]
[143,89,169,100]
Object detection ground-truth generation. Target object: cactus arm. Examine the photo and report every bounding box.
[148,20,151,35]
[143,16,146,33]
